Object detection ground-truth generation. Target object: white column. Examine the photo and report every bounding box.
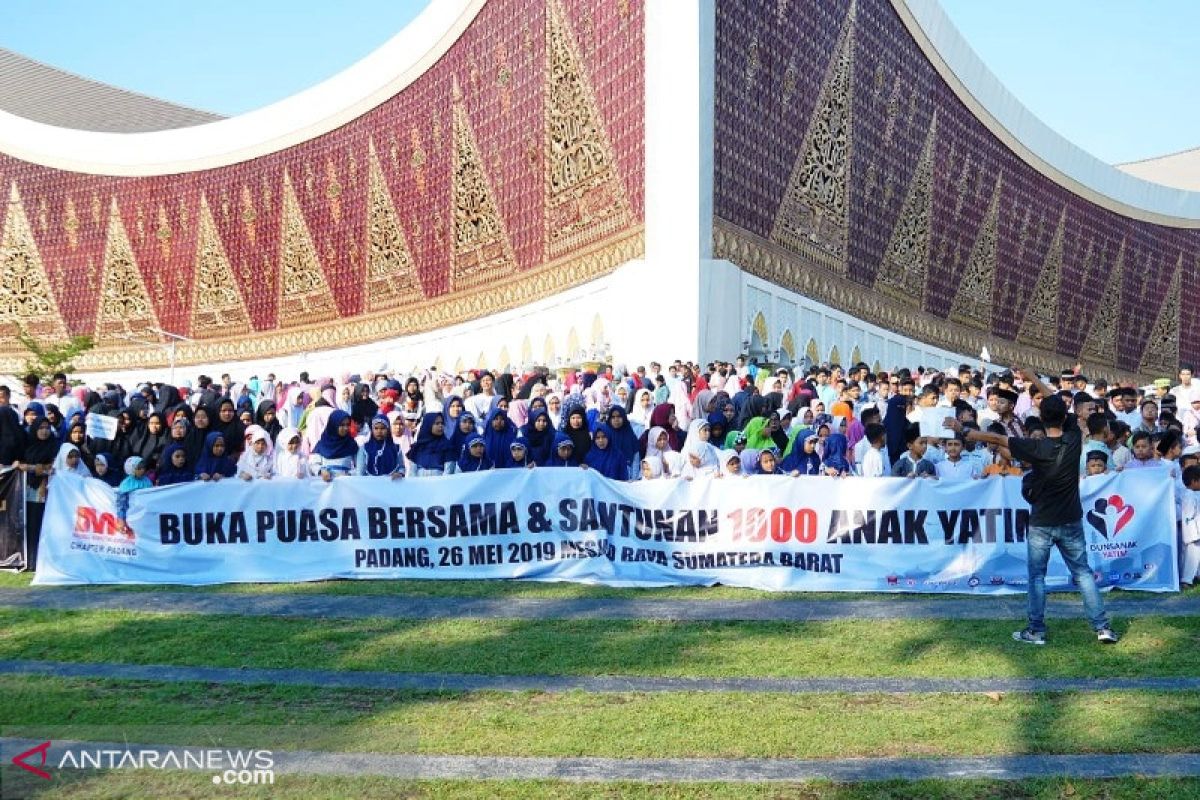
[609,0,711,366]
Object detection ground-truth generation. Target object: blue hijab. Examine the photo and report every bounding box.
[456,434,493,472]
[408,412,456,470]
[361,414,402,476]
[605,407,639,464]
[584,423,628,480]
[520,409,555,465]
[155,444,194,486]
[482,404,517,467]
[822,432,851,474]
[448,411,477,456]
[781,433,822,475]
[314,410,359,460]
[193,432,236,478]
[544,431,578,467]
[442,396,466,438]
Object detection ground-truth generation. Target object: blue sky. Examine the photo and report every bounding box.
[0,1,431,116]
[939,0,1200,163]
[1,1,1196,164]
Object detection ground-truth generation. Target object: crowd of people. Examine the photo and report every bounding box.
[0,356,1197,586]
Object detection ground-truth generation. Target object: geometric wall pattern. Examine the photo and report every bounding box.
[0,0,645,371]
[713,0,1196,379]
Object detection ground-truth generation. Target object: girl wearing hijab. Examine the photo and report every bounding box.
[604,406,641,480]
[273,428,308,480]
[350,383,379,428]
[821,432,852,476]
[628,389,655,437]
[256,399,284,441]
[583,423,628,481]
[720,449,743,477]
[188,406,220,466]
[213,398,246,458]
[116,457,154,528]
[358,415,405,479]
[639,404,681,457]
[781,432,823,475]
[545,432,580,467]
[546,394,564,429]
[92,453,123,488]
[482,402,519,468]
[52,443,92,479]
[641,456,665,480]
[130,412,169,470]
[406,413,456,476]
[156,444,195,486]
[443,412,476,473]
[562,405,592,463]
[521,409,555,466]
[680,419,721,479]
[21,416,58,501]
[237,427,276,480]
[309,410,359,480]
[457,435,494,473]
[195,432,237,481]
[442,396,466,435]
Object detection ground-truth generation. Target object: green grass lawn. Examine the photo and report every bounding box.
[2,772,1197,800]
[3,677,1199,759]
[4,569,1197,601]
[2,608,1199,679]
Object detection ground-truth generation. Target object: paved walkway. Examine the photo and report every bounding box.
[3,738,1199,782]
[4,658,1198,695]
[4,587,1198,621]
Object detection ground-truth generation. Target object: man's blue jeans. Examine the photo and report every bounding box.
[1026,522,1110,632]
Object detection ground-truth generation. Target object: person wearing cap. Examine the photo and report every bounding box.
[989,386,1024,439]
[946,368,1118,646]
[1152,378,1172,400]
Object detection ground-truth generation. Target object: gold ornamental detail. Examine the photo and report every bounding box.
[96,198,159,340]
[450,77,519,292]
[1078,238,1124,368]
[544,0,633,261]
[714,219,1150,383]
[771,0,855,275]
[191,194,252,336]
[948,175,1002,331]
[20,228,643,375]
[1016,206,1065,353]
[1139,252,1182,377]
[365,139,423,312]
[277,170,338,327]
[874,110,936,307]
[0,182,68,341]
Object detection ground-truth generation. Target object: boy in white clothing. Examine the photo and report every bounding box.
[935,435,979,481]
[859,423,887,478]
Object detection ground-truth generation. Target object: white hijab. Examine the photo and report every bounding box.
[53,443,91,478]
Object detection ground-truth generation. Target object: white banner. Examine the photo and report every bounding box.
[33,470,1179,593]
[84,414,118,441]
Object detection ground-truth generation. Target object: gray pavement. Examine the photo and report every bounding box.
[3,738,1199,782]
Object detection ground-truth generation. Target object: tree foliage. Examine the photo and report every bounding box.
[16,328,95,384]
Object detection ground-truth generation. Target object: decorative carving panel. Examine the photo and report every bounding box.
[0,0,645,370]
[714,0,1200,377]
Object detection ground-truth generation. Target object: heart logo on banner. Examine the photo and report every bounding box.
[1086,495,1135,540]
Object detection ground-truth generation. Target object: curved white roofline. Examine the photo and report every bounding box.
[1116,146,1200,193]
[895,0,1200,227]
[0,0,482,176]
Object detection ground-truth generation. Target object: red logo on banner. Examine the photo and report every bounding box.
[74,507,134,540]
[12,740,52,779]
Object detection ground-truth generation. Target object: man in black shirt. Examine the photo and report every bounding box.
[949,368,1117,645]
